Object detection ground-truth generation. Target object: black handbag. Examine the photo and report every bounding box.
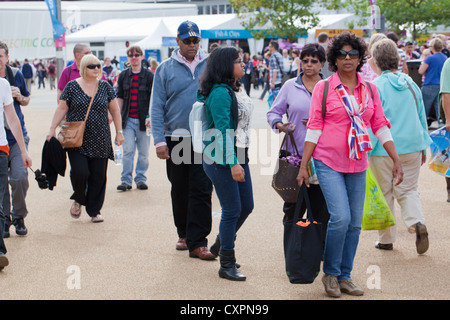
[283,183,323,284]
[272,131,301,203]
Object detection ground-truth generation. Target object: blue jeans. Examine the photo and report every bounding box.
[202,160,253,251]
[421,84,441,123]
[121,118,150,185]
[314,159,366,281]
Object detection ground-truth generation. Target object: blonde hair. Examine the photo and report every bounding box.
[80,54,102,79]
[368,33,387,55]
[149,58,159,69]
[430,38,443,52]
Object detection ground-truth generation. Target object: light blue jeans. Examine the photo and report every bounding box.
[121,118,150,185]
[314,159,366,281]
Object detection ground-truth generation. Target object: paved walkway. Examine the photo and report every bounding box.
[0,84,449,300]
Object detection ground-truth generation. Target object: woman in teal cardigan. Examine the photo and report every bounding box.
[199,46,254,281]
[369,39,432,254]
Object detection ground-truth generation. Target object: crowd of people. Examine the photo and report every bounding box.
[0,20,449,298]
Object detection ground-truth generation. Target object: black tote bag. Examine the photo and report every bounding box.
[283,183,324,284]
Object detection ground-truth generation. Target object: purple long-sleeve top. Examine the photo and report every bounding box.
[267,73,323,156]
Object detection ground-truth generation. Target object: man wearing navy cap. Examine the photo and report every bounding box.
[151,21,215,260]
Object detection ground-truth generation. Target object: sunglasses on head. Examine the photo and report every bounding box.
[336,49,360,60]
[182,38,200,45]
[302,58,320,64]
[128,53,141,58]
[86,64,101,69]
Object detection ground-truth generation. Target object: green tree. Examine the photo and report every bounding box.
[229,0,321,41]
[332,0,450,40]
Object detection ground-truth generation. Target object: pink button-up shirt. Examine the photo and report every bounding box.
[307,72,390,173]
[177,49,201,76]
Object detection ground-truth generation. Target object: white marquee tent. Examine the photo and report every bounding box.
[65,12,365,62]
[65,14,241,61]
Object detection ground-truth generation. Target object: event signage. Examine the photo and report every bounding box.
[44,0,66,39]
[201,29,253,39]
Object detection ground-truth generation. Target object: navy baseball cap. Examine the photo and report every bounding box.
[177,21,200,40]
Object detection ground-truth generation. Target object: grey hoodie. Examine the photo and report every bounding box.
[150,48,209,144]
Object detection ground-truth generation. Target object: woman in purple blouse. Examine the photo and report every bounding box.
[267,43,330,244]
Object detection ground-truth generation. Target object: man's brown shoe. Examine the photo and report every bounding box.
[415,222,429,254]
[189,246,216,260]
[176,238,188,250]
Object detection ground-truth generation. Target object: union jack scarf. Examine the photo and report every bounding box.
[336,83,372,160]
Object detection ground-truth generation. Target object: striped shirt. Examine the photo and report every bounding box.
[397,49,407,73]
[129,73,139,118]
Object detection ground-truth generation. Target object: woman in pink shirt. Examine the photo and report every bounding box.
[297,32,403,298]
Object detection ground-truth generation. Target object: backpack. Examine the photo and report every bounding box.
[189,99,209,153]
[189,87,237,153]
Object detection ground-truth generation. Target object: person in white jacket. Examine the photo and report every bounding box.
[0,78,32,271]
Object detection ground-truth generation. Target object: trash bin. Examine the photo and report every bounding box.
[407,60,422,88]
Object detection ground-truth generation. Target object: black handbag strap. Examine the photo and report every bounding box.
[292,183,314,223]
[280,131,300,156]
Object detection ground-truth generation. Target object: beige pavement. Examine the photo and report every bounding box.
[0,83,449,300]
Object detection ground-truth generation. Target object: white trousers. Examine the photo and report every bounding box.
[369,151,425,244]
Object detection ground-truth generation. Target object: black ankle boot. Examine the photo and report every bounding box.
[211,236,240,268]
[219,250,246,281]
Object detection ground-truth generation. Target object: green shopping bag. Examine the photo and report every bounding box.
[362,167,396,230]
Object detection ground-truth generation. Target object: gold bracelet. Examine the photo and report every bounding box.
[300,166,307,169]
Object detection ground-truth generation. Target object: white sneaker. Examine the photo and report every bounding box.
[91,214,104,223]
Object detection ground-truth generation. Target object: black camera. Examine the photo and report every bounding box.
[33,169,49,189]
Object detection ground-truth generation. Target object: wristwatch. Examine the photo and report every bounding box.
[117,130,123,134]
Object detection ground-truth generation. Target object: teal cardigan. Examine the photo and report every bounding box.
[201,84,238,166]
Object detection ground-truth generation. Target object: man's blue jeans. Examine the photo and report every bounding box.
[202,160,253,251]
[3,135,29,226]
[314,159,366,281]
[121,118,150,185]
[421,84,441,123]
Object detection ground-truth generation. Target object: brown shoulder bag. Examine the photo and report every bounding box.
[57,82,98,149]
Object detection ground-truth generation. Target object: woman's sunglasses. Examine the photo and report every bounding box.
[336,49,360,60]
[86,64,101,69]
[302,59,320,64]
[182,38,200,45]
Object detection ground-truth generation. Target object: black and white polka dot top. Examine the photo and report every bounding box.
[60,80,116,160]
